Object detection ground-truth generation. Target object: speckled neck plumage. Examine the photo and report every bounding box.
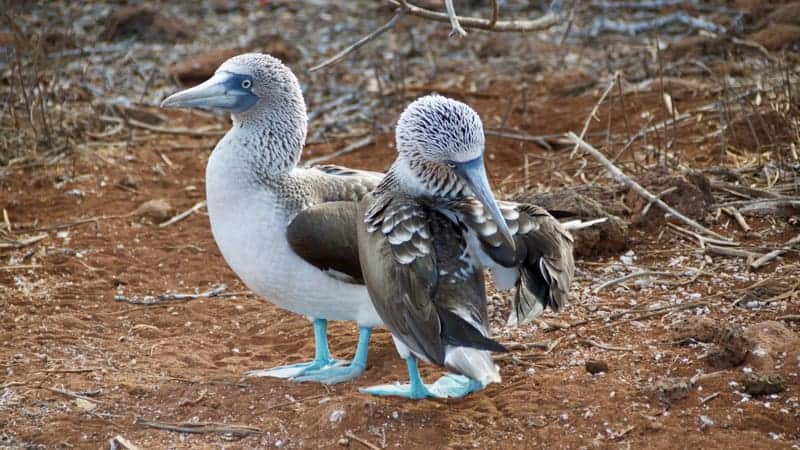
[379,157,468,200]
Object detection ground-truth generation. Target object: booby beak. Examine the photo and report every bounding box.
[452,157,515,250]
[160,71,258,113]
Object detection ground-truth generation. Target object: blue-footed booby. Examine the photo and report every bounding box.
[356,95,575,399]
[160,53,382,384]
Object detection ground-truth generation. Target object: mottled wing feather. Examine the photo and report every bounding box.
[359,192,445,365]
[444,198,575,325]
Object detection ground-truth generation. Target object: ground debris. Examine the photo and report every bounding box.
[585,359,609,374]
[742,372,787,396]
[644,377,692,403]
[515,187,629,256]
[101,6,193,42]
[132,199,174,223]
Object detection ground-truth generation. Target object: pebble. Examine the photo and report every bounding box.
[585,359,609,374]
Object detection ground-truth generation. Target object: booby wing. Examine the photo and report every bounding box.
[286,165,383,284]
[441,198,575,325]
[357,191,506,366]
[287,200,364,284]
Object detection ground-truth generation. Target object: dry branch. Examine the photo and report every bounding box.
[750,234,800,270]
[135,418,262,436]
[594,270,681,292]
[590,12,726,36]
[387,0,562,32]
[444,0,467,38]
[109,436,142,450]
[568,133,731,241]
[310,9,407,72]
[0,233,47,250]
[571,73,619,157]
[302,136,375,167]
[705,244,761,259]
[722,207,751,233]
[115,284,226,305]
[580,336,634,352]
[46,386,104,404]
[158,201,206,228]
[346,431,382,450]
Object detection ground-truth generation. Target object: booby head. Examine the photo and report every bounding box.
[161,53,304,121]
[396,94,514,248]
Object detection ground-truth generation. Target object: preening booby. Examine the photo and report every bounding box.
[356,95,575,399]
[160,53,382,384]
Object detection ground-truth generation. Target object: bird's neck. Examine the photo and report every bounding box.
[384,156,466,199]
[226,98,308,178]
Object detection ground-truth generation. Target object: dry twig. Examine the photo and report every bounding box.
[135,418,262,436]
[579,336,634,352]
[594,270,682,292]
[0,233,47,249]
[158,201,206,228]
[302,136,375,167]
[387,0,562,32]
[568,133,731,241]
[310,9,408,72]
[346,431,382,450]
[46,386,104,404]
[571,73,619,157]
[750,234,800,270]
[444,0,467,38]
[114,284,226,305]
[109,435,142,450]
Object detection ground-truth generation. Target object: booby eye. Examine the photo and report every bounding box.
[447,162,456,168]
[241,79,252,89]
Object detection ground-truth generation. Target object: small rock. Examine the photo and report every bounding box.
[168,48,242,84]
[169,35,300,84]
[133,199,173,222]
[698,415,714,430]
[337,438,349,446]
[743,321,800,371]
[743,372,786,396]
[102,6,193,43]
[670,317,719,343]
[329,408,345,424]
[705,347,748,369]
[65,189,85,198]
[73,398,96,411]
[646,377,691,403]
[119,174,140,190]
[585,359,608,374]
[749,24,800,51]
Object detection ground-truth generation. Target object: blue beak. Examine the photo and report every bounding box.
[160,71,258,113]
[452,157,515,249]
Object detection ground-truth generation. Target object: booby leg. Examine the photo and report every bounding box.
[245,319,345,379]
[293,326,372,384]
[359,356,435,399]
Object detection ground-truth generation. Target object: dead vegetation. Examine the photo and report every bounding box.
[1,0,799,448]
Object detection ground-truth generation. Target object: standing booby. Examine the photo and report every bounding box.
[160,53,382,384]
[356,95,574,399]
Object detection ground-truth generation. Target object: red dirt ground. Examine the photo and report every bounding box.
[2,73,799,449]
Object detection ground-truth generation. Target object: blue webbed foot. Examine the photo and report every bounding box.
[248,324,372,384]
[245,358,346,379]
[293,362,366,384]
[359,382,436,399]
[246,319,348,379]
[359,356,484,400]
[427,373,484,398]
